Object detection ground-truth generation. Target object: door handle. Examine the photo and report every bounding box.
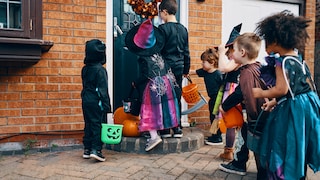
[114,17,123,38]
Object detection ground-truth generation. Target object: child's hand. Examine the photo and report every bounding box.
[218,44,229,55]
[188,70,196,75]
[219,105,226,114]
[262,98,277,112]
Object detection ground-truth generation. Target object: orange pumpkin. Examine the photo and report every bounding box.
[122,119,140,137]
[114,107,139,124]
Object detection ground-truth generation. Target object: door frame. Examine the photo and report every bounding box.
[106,0,189,126]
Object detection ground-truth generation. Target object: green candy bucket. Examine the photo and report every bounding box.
[101,123,123,144]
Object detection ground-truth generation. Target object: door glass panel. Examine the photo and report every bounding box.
[123,1,141,32]
[0,0,22,29]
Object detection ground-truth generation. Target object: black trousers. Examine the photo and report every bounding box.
[173,72,182,126]
[82,102,106,151]
[233,122,267,180]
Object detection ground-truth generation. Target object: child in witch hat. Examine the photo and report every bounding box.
[125,19,180,152]
[206,24,242,155]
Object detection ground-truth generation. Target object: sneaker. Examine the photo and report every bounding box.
[90,150,106,162]
[219,162,246,176]
[173,127,183,138]
[159,129,171,138]
[82,149,91,159]
[141,132,151,138]
[205,135,223,145]
[145,136,162,152]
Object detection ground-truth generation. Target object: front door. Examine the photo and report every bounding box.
[112,0,180,111]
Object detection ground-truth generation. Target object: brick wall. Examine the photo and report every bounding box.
[315,0,320,94]
[0,0,106,147]
[186,0,222,130]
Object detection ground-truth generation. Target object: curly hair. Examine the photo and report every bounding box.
[255,10,311,53]
[200,48,219,68]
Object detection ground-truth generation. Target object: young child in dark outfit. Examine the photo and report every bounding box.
[189,48,223,136]
[158,0,190,138]
[125,19,180,152]
[81,39,111,162]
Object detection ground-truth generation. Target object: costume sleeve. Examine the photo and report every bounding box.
[221,86,243,111]
[134,57,148,86]
[239,70,259,120]
[183,27,190,74]
[196,68,206,77]
[96,67,111,113]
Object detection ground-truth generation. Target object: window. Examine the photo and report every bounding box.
[0,0,53,63]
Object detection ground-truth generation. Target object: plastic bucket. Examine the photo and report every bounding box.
[101,123,123,144]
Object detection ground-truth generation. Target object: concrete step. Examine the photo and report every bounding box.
[105,127,204,154]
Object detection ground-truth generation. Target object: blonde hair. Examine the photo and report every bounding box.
[234,33,261,59]
[200,48,219,68]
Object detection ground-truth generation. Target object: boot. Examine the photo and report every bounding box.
[219,147,234,161]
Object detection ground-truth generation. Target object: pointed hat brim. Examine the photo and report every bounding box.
[125,22,165,56]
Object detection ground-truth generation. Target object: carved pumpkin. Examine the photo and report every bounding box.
[114,107,139,124]
[122,119,140,137]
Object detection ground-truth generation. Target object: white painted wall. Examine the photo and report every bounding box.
[222,0,299,62]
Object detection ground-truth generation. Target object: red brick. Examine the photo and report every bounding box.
[0,101,7,108]
[8,117,34,125]
[21,92,47,100]
[48,76,72,83]
[60,84,82,91]
[8,84,35,92]
[0,93,20,101]
[0,117,7,125]
[8,101,34,108]
[35,68,60,75]
[48,108,72,115]
[71,123,84,130]
[0,109,21,117]
[48,61,73,68]
[35,116,60,124]
[35,100,60,107]
[60,99,81,107]
[0,126,21,134]
[22,109,47,116]
[60,21,84,29]
[48,92,72,99]
[21,125,47,133]
[21,76,47,83]
[48,124,72,131]
[35,84,59,91]
[73,30,96,37]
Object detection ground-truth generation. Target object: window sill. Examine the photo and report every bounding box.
[0,37,54,63]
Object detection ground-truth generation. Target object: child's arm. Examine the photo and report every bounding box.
[189,70,197,75]
[217,44,240,73]
[253,66,288,98]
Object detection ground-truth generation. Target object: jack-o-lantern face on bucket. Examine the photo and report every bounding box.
[101,124,123,144]
[107,127,121,140]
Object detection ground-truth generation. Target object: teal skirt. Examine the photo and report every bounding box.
[259,91,320,179]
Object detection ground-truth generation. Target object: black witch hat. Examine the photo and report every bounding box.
[225,23,242,47]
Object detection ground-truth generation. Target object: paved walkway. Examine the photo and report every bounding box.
[1,144,319,179]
